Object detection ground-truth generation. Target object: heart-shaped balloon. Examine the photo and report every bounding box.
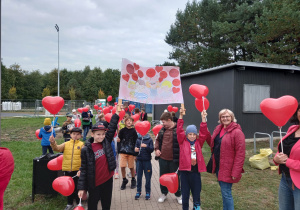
[74,119,81,127]
[42,96,65,115]
[260,95,298,127]
[189,84,209,99]
[103,107,110,115]
[82,107,89,112]
[99,103,102,106]
[35,129,42,140]
[94,105,98,110]
[132,113,140,123]
[112,107,117,115]
[77,108,83,113]
[107,95,112,102]
[135,121,151,136]
[172,107,178,113]
[105,113,112,123]
[129,104,135,112]
[109,105,113,110]
[74,206,85,210]
[159,173,179,193]
[47,155,63,171]
[195,97,210,112]
[118,110,125,122]
[152,124,163,136]
[167,105,173,112]
[99,107,103,111]
[52,176,75,196]
[114,102,117,105]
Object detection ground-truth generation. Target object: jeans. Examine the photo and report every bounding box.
[42,146,53,155]
[83,125,90,141]
[136,160,152,194]
[159,158,181,196]
[88,177,113,210]
[216,170,234,210]
[279,173,300,210]
[64,171,79,205]
[180,171,201,210]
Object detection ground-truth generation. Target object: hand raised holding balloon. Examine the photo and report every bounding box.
[179,108,186,119]
[201,110,207,123]
[49,135,55,143]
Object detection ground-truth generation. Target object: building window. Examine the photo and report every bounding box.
[243,84,270,113]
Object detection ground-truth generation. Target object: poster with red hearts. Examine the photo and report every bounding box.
[118,58,184,104]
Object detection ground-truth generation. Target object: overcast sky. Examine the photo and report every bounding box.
[1,0,188,73]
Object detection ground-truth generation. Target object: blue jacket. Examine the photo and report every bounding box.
[39,126,56,146]
[135,134,154,161]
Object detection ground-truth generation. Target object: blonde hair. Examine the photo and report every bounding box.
[218,109,237,124]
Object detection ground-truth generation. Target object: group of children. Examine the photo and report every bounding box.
[38,104,207,210]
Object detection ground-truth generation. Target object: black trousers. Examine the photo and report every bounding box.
[88,177,113,210]
[64,171,79,205]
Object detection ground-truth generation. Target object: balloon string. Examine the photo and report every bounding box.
[79,198,82,206]
[138,136,143,155]
[202,96,207,122]
[279,127,284,154]
[72,175,77,179]
[51,115,55,136]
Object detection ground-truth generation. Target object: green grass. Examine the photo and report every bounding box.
[1,116,281,209]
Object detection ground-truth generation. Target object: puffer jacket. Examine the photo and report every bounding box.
[78,114,119,190]
[177,119,209,172]
[206,122,245,183]
[135,133,154,161]
[39,127,56,146]
[118,127,138,155]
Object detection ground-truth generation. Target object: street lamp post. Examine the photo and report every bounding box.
[55,24,60,96]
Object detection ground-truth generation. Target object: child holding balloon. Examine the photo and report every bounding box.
[39,118,55,155]
[62,113,75,142]
[177,108,208,210]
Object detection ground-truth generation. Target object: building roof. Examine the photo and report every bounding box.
[181,61,300,78]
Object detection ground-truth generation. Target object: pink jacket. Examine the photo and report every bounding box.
[274,125,300,189]
[177,119,210,172]
[206,122,245,183]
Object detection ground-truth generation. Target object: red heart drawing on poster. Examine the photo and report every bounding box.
[146,68,156,78]
[52,176,75,196]
[132,73,138,81]
[159,77,163,83]
[35,129,42,140]
[105,113,112,123]
[126,64,134,74]
[172,107,179,113]
[172,87,180,94]
[133,63,140,70]
[122,74,130,82]
[42,96,64,115]
[47,155,63,171]
[167,105,173,112]
[135,121,151,136]
[260,95,298,127]
[155,66,163,73]
[137,70,143,78]
[195,97,210,112]
[189,84,209,99]
[152,124,163,136]
[169,69,179,78]
[160,71,168,79]
[159,173,179,193]
[172,79,181,86]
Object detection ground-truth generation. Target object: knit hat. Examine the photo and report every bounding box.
[44,118,51,126]
[186,125,197,135]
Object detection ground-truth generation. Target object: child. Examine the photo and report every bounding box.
[82,105,93,141]
[62,113,75,142]
[78,108,120,210]
[117,116,138,190]
[95,110,102,123]
[39,118,55,155]
[134,133,154,200]
[177,108,208,210]
[50,127,84,210]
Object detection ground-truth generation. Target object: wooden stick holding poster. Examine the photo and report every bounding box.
[181,104,185,115]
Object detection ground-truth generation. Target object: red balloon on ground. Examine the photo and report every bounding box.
[74,119,81,127]
[189,84,209,99]
[159,173,179,193]
[107,95,112,102]
[146,68,156,78]
[42,96,65,115]
[152,124,163,136]
[47,155,63,171]
[126,64,134,74]
[260,95,298,127]
[167,105,173,112]
[35,129,42,140]
[169,69,179,78]
[105,113,112,123]
[52,176,75,196]
[135,121,151,136]
[195,97,210,112]
[172,107,179,113]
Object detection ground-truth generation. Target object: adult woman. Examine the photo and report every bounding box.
[206,109,245,210]
[274,103,300,210]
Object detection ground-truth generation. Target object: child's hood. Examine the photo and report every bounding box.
[137,133,152,142]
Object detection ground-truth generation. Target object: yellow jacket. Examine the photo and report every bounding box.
[51,139,84,171]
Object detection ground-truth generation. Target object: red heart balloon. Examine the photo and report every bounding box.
[152,124,163,136]
[94,105,98,110]
[132,113,140,123]
[189,84,209,99]
[98,107,103,111]
[105,113,112,123]
[167,105,173,112]
[135,121,151,136]
[172,107,178,113]
[42,96,65,115]
[260,95,298,127]
[35,129,42,140]
[109,105,113,110]
[74,206,85,210]
[77,108,83,113]
[159,173,179,193]
[82,107,89,112]
[74,119,81,127]
[129,104,135,112]
[47,155,63,171]
[118,110,125,122]
[103,107,110,115]
[195,97,210,112]
[114,102,117,105]
[107,95,112,102]
[52,176,75,196]
[99,103,102,106]
[112,107,117,115]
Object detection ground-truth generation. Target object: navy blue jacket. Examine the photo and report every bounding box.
[135,133,154,161]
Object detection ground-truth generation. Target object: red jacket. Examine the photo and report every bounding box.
[206,122,245,183]
[177,119,210,172]
[274,125,300,189]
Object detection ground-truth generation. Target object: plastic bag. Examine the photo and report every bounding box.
[249,148,273,170]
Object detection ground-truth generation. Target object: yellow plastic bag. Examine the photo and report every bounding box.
[249,148,273,170]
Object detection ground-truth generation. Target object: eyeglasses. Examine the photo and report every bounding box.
[221,116,231,119]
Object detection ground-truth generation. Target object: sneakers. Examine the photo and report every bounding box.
[135,192,142,200]
[176,195,182,205]
[120,178,128,190]
[64,204,73,210]
[193,205,201,210]
[158,194,167,203]
[131,178,137,189]
[145,193,151,200]
[114,172,119,179]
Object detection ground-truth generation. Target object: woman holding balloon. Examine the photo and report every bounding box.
[273,103,300,210]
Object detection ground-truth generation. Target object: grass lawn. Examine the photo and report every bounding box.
[1,116,281,209]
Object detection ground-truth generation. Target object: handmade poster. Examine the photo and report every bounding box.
[118,58,184,104]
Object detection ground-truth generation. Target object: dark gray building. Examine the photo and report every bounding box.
[153,61,300,138]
